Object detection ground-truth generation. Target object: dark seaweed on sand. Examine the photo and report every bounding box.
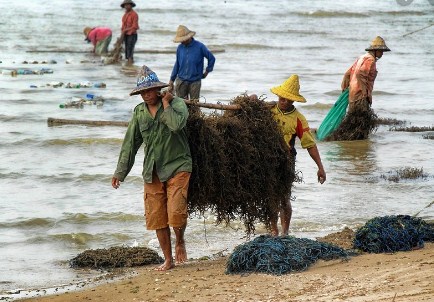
[186,95,299,234]
[70,247,163,269]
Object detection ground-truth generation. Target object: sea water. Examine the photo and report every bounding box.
[0,0,433,294]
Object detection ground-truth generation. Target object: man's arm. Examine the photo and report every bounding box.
[341,67,351,91]
[356,58,375,102]
[307,145,326,184]
[112,113,143,188]
[169,50,180,91]
[202,45,215,78]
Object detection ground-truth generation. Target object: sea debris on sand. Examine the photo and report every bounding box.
[226,235,348,275]
[380,167,428,182]
[422,134,434,139]
[354,215,434,253]
[59,95,104,109]
[70,246,163,269]
[186,95,299,234]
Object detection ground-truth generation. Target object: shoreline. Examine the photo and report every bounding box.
[10,242,434,302]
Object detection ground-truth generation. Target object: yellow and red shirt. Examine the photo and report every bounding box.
[271,105,316,155]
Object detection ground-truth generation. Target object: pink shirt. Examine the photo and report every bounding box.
[88,27,112,46]
[341,53,378,103]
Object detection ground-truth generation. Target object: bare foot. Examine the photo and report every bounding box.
[175,241,187,264]
[154,259,174,271]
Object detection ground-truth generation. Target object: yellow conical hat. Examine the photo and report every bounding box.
[270,74,306,103]
[365,36,391,52]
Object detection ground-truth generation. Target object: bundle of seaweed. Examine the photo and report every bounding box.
[186,95,298,234]
[70,246,163,269]
[354,215,434,253]
[375,117,406,126]
[422,134,434,140]
[389,125,434,132]
[327,106,378,141]
[226,235,348,275]
[380,167,428,182]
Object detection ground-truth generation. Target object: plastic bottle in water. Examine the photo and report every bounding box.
[93,82,106,88]
[86,93,95,100]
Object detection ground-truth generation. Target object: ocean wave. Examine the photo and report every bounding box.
[0,217,55,229]
[148,29,176,35]
[301,102,333,110]
[29,232,133,246]
[377,10,428,16]
[0,212,143,230]
[225,43,278,50]
[297,10,368,18]
[8,137,123,147]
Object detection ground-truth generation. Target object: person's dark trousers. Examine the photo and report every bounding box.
[124,34,137,61]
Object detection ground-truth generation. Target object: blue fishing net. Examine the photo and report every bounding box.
[226,235,348,275]
[354,215,434,253]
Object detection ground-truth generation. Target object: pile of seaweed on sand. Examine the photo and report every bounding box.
[226,235,348,275]
[70,246,163,269]
[327,107,378,141]
[186,95,299,234]
[354,215,434,253]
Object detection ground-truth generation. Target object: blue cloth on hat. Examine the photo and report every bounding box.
[170,38,215,83]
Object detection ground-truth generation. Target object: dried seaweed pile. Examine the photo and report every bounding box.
[226,235,348,275]
[327,106,378,141]
[186,95,298,234]
[70,246,163,269]
[354,215,434,253]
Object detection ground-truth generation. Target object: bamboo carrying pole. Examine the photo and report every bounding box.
[402,23,433,37]
[47,99,276,127]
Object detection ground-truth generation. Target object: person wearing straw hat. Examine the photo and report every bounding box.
[169,25,215,100]
[330,36,391,140]
[112,65,192,271]
[120,0,139,65]
[83,27,112,55]
[341,36,391,112]
[268,75,326,236]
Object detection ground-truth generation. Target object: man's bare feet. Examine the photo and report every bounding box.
[154,259,174,271]
[175,241,187,264]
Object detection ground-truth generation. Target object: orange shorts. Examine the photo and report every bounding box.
[144,171,190,230]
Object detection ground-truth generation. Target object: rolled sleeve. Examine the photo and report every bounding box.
[160,98,189,132]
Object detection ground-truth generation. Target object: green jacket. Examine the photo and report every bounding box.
[114,97,192,183]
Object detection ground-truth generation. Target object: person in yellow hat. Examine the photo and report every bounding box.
[266,75,326,235]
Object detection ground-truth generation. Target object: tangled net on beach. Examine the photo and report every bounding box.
[354,215,434,253]
[327,103,378,141]
[70,246,163,269]
[226,235,348,275]
[186,95,299,234]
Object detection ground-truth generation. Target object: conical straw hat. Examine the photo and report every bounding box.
[130,65,169,96]
[270,75,306,103]
[173,25,196,43]
[365,36,391,52]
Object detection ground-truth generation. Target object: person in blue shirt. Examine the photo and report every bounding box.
[169,25,216,100]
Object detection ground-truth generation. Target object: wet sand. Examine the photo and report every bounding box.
[20,243,434,302]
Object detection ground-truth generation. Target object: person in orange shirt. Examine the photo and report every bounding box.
[120,0,139,65]
[341,36,391,113]
[329,37,391,140]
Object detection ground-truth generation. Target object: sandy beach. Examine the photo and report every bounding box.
[19,243,433,302]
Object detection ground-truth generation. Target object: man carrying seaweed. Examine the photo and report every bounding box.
[112,65,192,271]
[268,75,326,235]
